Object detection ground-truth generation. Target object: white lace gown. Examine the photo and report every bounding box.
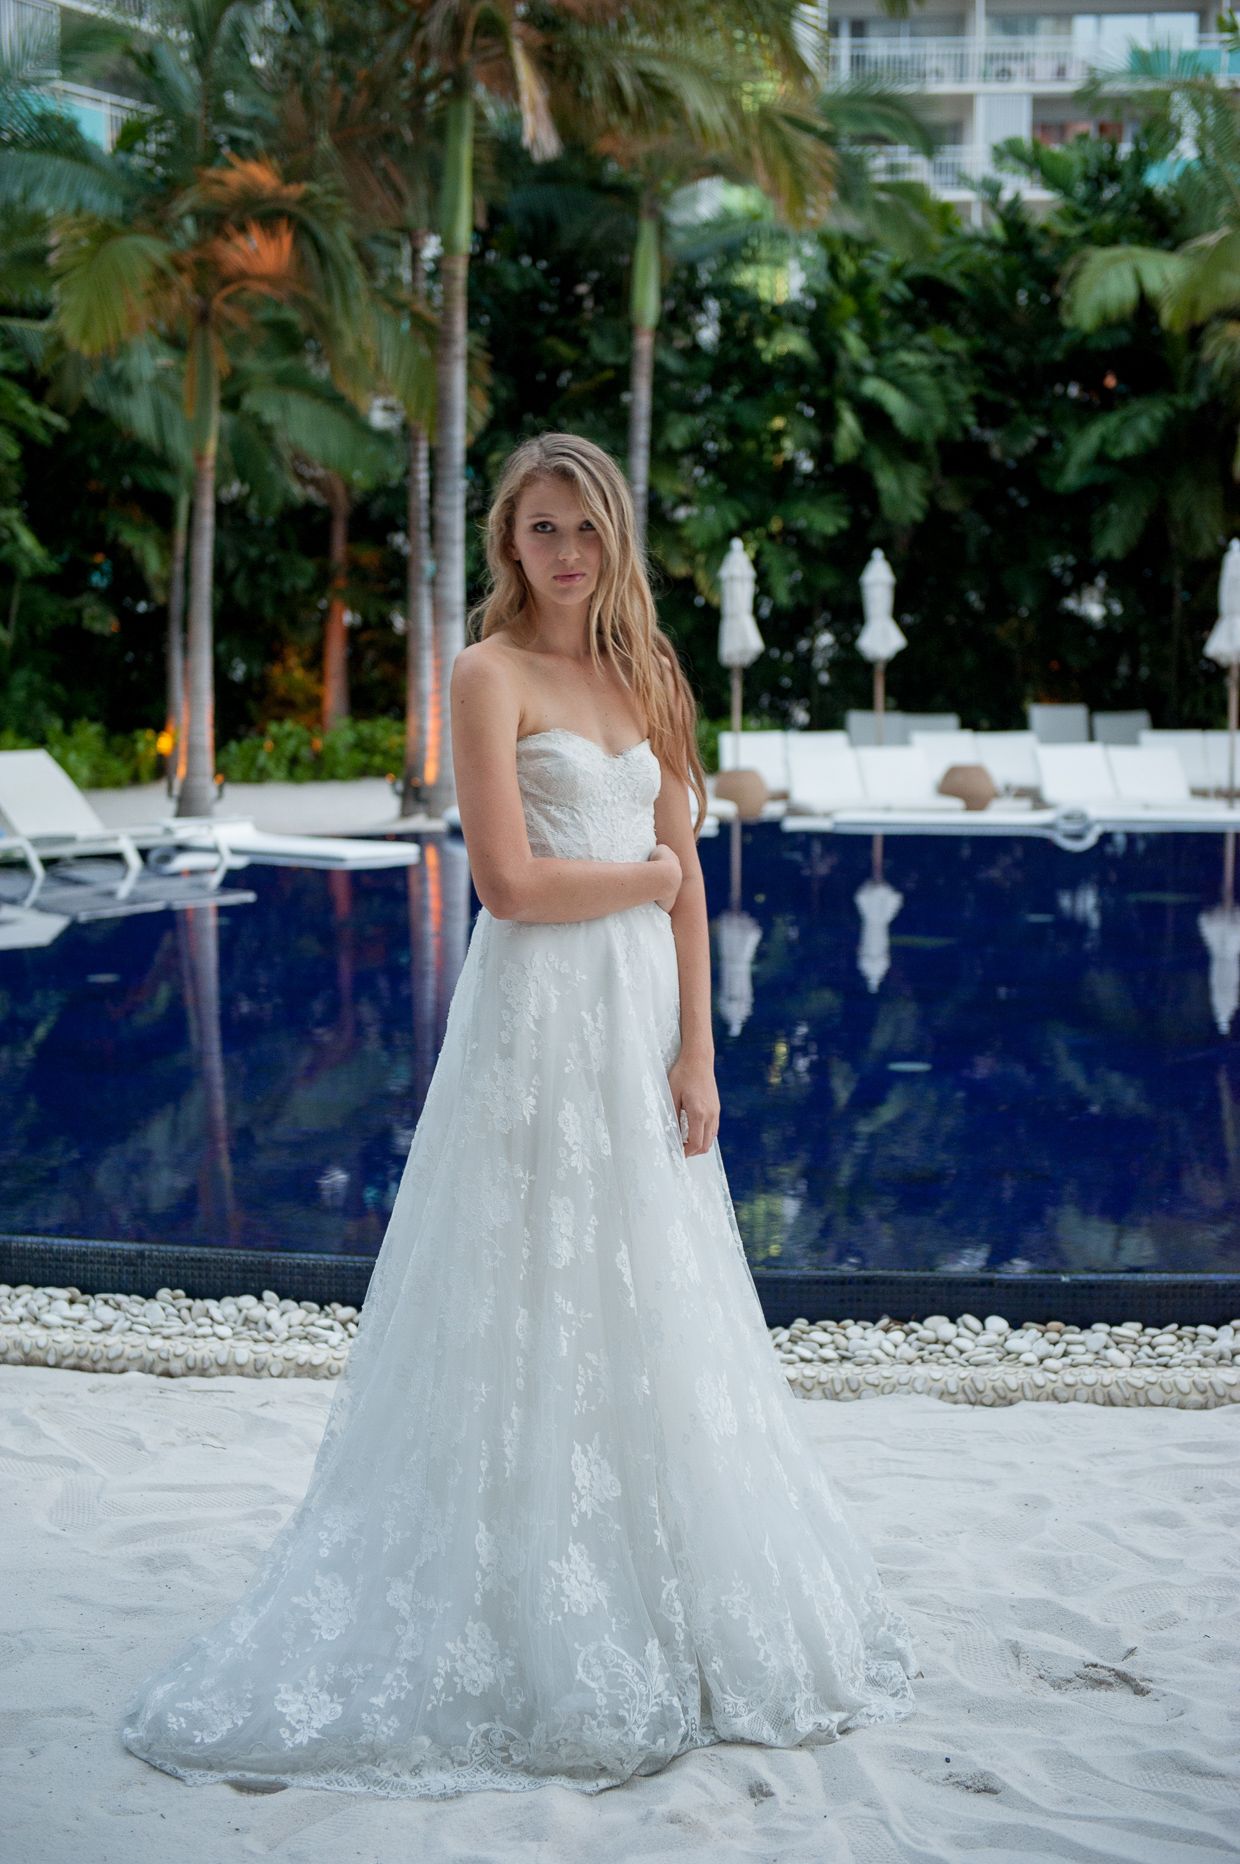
[120,728,918,1799]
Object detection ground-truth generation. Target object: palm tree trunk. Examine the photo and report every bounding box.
[628,201,661,549]
[403,422,433,813]
[178,330,220,820]
[165,485,189,797]
[321,471,351,730]
[402,229,433,817]
[426,90,474,817]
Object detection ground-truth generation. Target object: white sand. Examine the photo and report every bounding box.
[3,1365,1238,1864]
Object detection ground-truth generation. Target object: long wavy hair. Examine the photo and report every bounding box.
[469,433,708,836]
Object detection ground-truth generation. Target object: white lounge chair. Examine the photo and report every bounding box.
[1105,747,1227,815]
[845,709,910,747]
[0,749,230,904]
[974,730,1041,793]
[1138,729,1210,792]
[1035,743,1116,805]
[1205,732,1240,797]
[909,729,977,782]
[785,739,866,813]
[716,730,791,796]
[902,712,961,733]
[1092,709,1151,745]
[856,746,966,810]
[1028,703,1090,743]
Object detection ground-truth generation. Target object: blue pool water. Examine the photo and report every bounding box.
[3,827,1238,1277]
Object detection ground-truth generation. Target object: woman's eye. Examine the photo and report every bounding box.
[532,521,554,533]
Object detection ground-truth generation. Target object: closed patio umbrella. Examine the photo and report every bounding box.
[1204,538,1240,801]
[858,550,907,746]
[717,538,764,743]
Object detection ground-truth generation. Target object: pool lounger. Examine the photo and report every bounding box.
[148,821,425,872]
[782,803,1240,842]
[783,805,1059,836]
[0,748,231,903]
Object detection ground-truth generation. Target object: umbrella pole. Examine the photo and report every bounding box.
[874,660,885,746]
[731,665,743,741]
[1229,663,1238,803]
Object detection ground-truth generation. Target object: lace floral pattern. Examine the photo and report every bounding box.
[120,729,917,1801]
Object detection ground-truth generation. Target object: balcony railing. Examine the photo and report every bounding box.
[827,33,1240,90]
[866,139,1136,194]
[0,0,152,49]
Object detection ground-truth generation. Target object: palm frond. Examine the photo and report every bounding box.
[1061,243,1187,329]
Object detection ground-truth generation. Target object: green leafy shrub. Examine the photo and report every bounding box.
[0,719,161,787]
[216,717,404,783]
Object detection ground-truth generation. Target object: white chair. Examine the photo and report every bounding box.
[1028,703,1090,743]
[0,749,227,902]
[1105,746,1226,811]
[909,729,977,782]
[1034,743,1117,805]
[974,730,1040,793]
[845,709,910,747]
[1139,729,1210,792]
[0,750,143,898]
[856,746,966,810]
[785,739,865,812]
[1092,709,1151,745]
[717,730,791,795]
[902,712,960,733]
[1205,732,1240,796]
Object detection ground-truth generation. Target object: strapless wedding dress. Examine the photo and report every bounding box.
[120,727,917,1799]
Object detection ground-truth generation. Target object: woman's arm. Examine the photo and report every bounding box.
[450,645,681,924]
[653,759,721,1158]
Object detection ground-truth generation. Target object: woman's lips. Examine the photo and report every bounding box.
[553,572,585,583]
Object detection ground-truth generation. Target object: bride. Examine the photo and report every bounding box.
[121,431,918,1799]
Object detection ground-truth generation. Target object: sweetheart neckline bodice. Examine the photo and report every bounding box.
[515,727,651,762]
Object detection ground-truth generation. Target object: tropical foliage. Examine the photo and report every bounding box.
[1,5,1239,792]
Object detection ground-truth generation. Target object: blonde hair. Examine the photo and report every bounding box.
[469,432,708,836]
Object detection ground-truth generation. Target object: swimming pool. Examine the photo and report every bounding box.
[2,827,1237,1281]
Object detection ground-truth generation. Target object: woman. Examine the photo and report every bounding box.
[121,432,917,1800]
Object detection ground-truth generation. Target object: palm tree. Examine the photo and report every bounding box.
[2,0,368,815]
[544,4,935,543]
[269,0,443,810]
[1060,47,1240,432]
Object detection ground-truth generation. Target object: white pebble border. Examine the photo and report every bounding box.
[2,1288,1239,1407]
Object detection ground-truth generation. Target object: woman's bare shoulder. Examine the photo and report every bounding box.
[453,636,525,705]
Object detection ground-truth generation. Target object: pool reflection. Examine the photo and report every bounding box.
[0,827,1237,1277]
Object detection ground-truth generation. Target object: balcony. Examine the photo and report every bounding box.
[0,0,151,46]
[826,33,1240,92]
[866,138,1140,198]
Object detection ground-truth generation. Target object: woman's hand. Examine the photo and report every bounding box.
[667,1050,720,1157]
[648,842,683,913]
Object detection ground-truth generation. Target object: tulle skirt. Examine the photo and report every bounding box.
[120,898,917,1798]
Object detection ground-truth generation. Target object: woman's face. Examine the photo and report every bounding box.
[510,476,604,614]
